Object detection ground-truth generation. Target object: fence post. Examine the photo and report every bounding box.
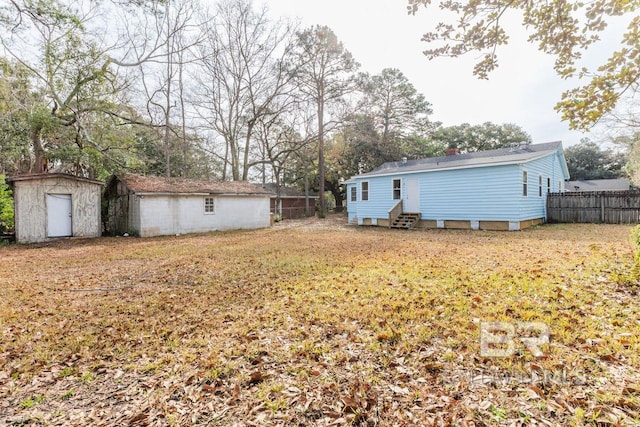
[600,193,605,223]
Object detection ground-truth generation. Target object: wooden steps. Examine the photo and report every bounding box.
[390,213,420,229]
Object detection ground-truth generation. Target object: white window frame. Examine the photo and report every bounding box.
[204,197,215,214]
[361,181,369,201]
[350,186,357,202]
[522,171,528,197]
[392,178,401,200]
[538,175,543,197]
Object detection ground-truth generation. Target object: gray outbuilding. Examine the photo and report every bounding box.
[7,173,103,243]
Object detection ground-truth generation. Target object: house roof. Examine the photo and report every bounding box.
[114,174,272,196]
[565,178,630,192]
[262,183,319,198]
[6,172,103,186]
[352,141,566,179]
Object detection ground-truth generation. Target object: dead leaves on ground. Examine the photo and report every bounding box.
[0,220,639,425]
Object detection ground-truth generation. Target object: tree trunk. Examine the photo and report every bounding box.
[382,112,390,145]
[242,120,254,181]
[332,187,344,212]
[178,57,189,177]
[326,180,344,213]
[222,139,229,181]
[317,97,325,217]
[274,172,282,217]
[164,1,172,178]
[31,125,46,173]
[231,140,240,181]
[304,166,310,217]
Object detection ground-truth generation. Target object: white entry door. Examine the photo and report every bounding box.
[404,178,420,212]
[47,194,72,237]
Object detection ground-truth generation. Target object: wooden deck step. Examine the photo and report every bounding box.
[390,213,421,229]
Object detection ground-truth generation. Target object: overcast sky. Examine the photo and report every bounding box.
[265,0,625,148]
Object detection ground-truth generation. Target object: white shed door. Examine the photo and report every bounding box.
[47,194,72,237]
[404,178,420,213]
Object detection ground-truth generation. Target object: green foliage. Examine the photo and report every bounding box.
[361,68,432,143]
[337,114,397,174]
[0,59,40,175]
[408,0,640,130]
[431,122,532,153]
[19,395,44,409]
[612,131,640,186]
[401,134,446,159]
[0,175,14,234]
[564,139,627,180]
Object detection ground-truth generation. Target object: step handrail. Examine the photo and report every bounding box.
[388,199,403,228]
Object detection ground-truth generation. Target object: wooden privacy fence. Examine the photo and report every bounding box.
[547,191,640,224]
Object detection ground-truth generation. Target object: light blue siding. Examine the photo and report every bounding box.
[354,176,401,220]
[518,151,567,221]
[346,182,357,222]
[348,148,569,224]
[419,164,521,221]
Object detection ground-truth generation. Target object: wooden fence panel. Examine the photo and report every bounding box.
[547,191,640,224]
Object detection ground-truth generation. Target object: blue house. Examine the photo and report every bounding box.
[345,141,570,231]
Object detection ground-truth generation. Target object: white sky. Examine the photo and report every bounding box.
[265,0,626,148]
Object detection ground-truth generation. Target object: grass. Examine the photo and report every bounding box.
[0,217,638,425]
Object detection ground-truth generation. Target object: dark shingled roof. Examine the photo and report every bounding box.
[355,141,564,178]
[117,174,272,196]
[565,178,630,192]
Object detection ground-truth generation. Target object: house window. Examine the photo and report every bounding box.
[547,177,551,194]
[361,182,369,201]
[539,175,543,197]
[204,197,215,214]
[522,171,528,197]
[392,179,401,200]
[350,186,357,202]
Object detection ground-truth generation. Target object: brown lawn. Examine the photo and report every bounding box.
[0,216,639,426]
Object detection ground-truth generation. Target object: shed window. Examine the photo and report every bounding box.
[350,186,357,202]
[361,182,369,201]
[392,179,401,200]
[204,197,215,214]
[522,171,528,197]
[539,175,543,197]
[547,177,551,194]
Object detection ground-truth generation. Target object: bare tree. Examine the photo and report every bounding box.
[192,0,296,181]
[251,103,315,216]
[130,0,203,177]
